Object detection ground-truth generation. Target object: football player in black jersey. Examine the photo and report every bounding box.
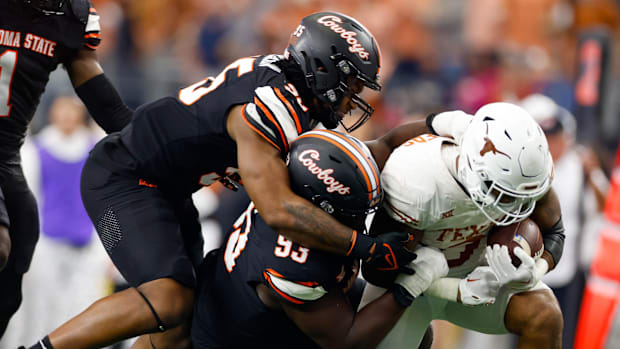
[25,12,433,349]
[0,0,132,338]
[191,130,447,348]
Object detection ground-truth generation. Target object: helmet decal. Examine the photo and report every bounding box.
[480,136,511,159]
[289,130,382,223]
[317,15,370,60]
[298,149,351,195]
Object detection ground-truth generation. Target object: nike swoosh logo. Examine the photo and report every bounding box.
[467,278,480,282]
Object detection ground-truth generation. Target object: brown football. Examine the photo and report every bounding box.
[487,218,544,267]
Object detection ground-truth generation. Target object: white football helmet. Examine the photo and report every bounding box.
[457,102,553,225]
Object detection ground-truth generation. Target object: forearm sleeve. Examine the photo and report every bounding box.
[542,216,565,266]
[75,74,133,133]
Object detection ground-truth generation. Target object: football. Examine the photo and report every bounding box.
[486,218,544,267]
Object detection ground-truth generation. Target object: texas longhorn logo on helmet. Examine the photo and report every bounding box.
[480,136,511,159]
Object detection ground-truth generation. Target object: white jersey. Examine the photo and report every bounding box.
[381,134,494,277]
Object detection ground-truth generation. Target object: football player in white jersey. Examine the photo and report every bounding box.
[360,102,565,349]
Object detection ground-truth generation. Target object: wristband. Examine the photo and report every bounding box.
[348,230,374,260]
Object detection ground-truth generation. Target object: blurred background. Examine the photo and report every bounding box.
[2,0,620,348]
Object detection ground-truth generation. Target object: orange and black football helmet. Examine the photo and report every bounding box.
[287,130,382,231]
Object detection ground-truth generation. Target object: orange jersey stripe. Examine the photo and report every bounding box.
[296,133,374,201]
[322,129,381,196]
[241,105,282,153]
[84,33,101,39]
[254,97,288,153]
[273,87,302,134]
[84,43,98,50]
[263,270,304,305]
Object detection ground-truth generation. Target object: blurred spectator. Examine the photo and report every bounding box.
[0,97,109,348]
[522,93,610,349]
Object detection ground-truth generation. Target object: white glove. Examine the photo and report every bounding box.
[459,266,500,306]
[396,247,449,299]
[485,245,537,292]
[430,110,473,144]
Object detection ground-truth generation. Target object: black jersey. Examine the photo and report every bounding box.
[0,0,100,169]
[92,54,314,197]
[192,202,354,348]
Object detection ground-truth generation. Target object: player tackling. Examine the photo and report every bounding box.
[361,102,565,349]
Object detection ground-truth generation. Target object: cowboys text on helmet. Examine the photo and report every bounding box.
[317,15,370,60]
[299,149,351,195]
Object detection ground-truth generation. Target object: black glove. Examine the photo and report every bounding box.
[350,231,416,275]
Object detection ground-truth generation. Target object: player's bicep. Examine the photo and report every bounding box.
[67,3,103,87]
[365,119,430,170]
[230,105,294,213]
[66,48,103,88]
[281,288,355,347]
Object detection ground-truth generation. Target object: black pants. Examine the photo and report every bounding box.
[80,156,203,289]
[0,167,39,337]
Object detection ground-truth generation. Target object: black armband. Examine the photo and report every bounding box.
[542,216,565,266]
[425,113,438,135]
[75,74,133,134]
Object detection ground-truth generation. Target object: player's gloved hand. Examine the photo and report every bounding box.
[393,247,449,307]
[350,231,417,275]
[426,111,473,144]
[458,266,500,306]
[485,245,537,292]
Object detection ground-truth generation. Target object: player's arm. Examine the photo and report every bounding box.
[229,105,362,254]
[364,119,429,170]
[66,48,133,133]
[529,187,564,271]
[364,110,475,171]
[281,287,406,349]
[259,247,447,348]
[228,105,413,269]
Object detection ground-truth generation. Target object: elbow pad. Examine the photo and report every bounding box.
[75,74,133,134]
[542,217,565,266]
